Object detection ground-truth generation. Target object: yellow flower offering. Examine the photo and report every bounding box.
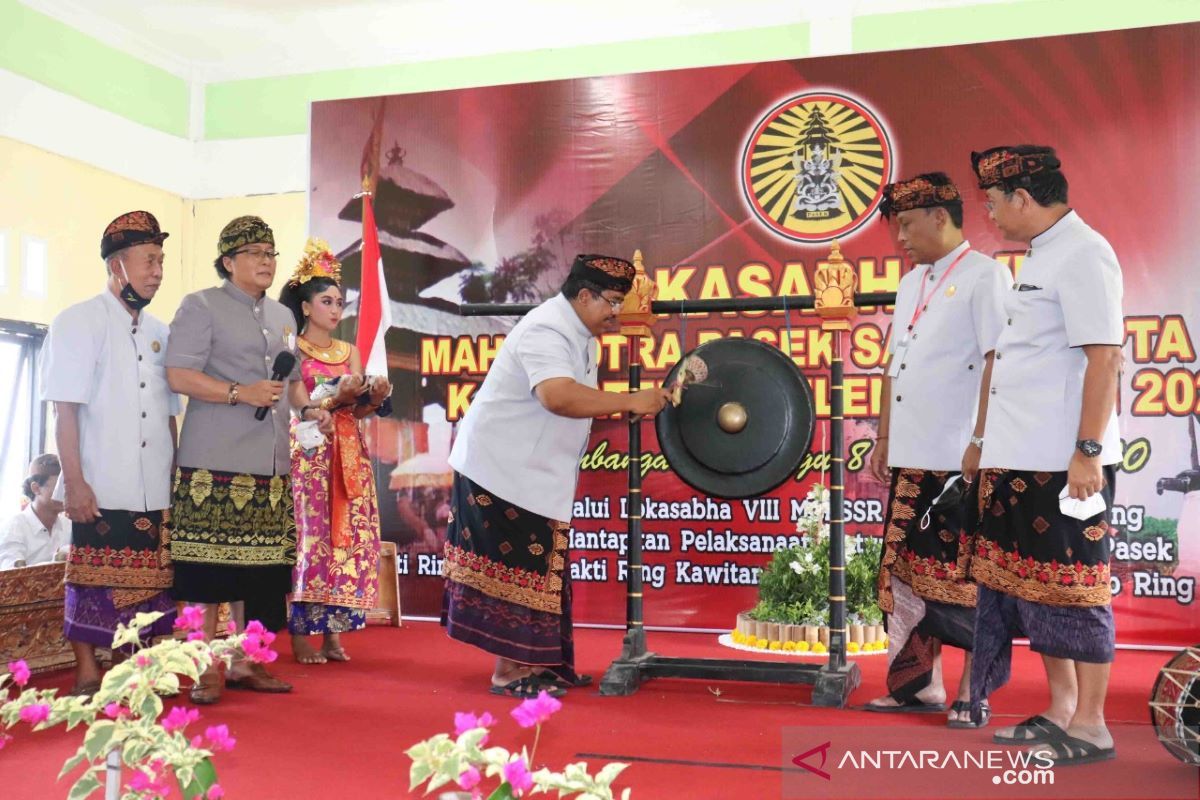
[847,642,861,653]
[796,641,811,652]
[812,642,828,654]
[782,641,796,652]
[769,641,782,651]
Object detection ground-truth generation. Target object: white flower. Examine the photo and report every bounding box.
[789,560,805,575]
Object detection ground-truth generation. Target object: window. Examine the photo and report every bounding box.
[0,320,47,515]
[0,231,7,290]
[22,236,47,298]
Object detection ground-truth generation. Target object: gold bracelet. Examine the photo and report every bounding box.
[228,382,240,406]
[320,397,336,412]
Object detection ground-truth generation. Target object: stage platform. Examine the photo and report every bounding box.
[0,621,1192,799]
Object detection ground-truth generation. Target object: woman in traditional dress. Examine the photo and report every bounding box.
[278,239,391,664]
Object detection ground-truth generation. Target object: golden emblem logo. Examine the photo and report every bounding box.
[742,92,892,243]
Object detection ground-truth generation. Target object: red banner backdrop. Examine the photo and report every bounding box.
[310,23,1200,646]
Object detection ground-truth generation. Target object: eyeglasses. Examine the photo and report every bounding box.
[598,294,624,311]
[233,248,279,261]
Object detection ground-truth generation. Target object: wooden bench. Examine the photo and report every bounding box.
[366,541,402,627]
[1,541,402,672]
[0,562,74,674]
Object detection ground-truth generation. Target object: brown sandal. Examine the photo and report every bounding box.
[225,662,292,693]
[189,667,222,705]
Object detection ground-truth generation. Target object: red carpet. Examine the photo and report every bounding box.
[0,622,1195,799]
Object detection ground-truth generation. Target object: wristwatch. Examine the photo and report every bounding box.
[1076,439,1102,458]
[969,435,984,448]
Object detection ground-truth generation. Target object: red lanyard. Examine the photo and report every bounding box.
[907,248,968,333]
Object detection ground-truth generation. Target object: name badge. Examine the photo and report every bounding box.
[887,340,909,379]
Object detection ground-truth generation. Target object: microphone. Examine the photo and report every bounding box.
[255,351,297,421]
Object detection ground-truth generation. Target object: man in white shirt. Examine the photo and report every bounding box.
[444,254,671,698]
[968,146,1123,765]
[865,173,1007,727]
[42,211,181,695]
[0,455,71,569]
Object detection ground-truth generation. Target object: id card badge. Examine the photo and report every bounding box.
[887,338,909,379]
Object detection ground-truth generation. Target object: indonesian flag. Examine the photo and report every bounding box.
[355,100,391,375]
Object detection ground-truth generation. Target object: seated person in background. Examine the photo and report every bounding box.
[0,454,71,569]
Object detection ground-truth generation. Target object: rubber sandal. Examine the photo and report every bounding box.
[863,696,946,713]
[489,676,565,699]
[1036,733,1116,766]
[947,700,990,729]
[992,715,1066,745]
[535,672,592,690]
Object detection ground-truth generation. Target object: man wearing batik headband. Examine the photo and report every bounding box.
[864,173,1008,727]
[166,215,332,705]
[968,145,1123,765]
[41,210,180,695]
[443,254,672,698]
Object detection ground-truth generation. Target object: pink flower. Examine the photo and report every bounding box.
[510,691,562,729]
[206,784,225,799]
[103,703,131,720]
[225,621,237,636]
[135,654,151,668]
[503,759,534,796]
[456,766,481,790]
[454,711,496,736]
[241,625,278,665]
[126,761,171,798]
[0,733,12,750]
[19,703,50,725]
[204,724,237,752]
[174,605,206,632]
[7,660,30,687]
[162,706,200,732]
[187,631,206,642]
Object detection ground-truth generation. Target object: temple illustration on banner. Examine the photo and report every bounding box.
[335,144,507,557]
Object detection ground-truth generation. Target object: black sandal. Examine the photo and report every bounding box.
[1037,733,1116,766]
[947,700,990,729]
[489,676,566,699]
[992,714,1065,745]
[535,672,593,690]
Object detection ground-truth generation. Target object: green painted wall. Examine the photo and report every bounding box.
[853,0,1200,52]
[203,24,811,140]
[3,0,1197,142]
[0,0,189,137]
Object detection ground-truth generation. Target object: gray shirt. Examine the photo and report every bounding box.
[166,280,302,476]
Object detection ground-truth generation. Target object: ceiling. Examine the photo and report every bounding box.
[21,0,1007,83]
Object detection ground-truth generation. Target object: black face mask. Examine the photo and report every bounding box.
[117,261,152,311]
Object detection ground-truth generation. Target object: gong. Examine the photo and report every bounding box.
[656,338,815,499]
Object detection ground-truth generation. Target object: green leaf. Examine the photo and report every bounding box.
[58,747,88,780]
[486,784,518,800]
[177,757,217,799]
[82,721,117,761]
[408,761,434,792]
[138,692,163,720]
[67,770,102,800]
[595,763,629,785]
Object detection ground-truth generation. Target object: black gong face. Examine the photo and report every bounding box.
[656,338,815,499]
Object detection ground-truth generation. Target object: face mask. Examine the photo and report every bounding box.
[117,260,152,310]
